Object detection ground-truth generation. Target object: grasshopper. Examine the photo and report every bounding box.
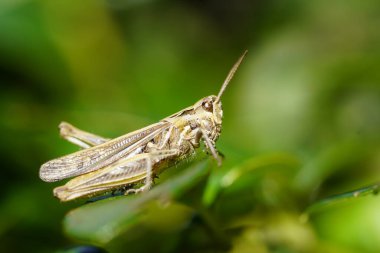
[39,51,247,201]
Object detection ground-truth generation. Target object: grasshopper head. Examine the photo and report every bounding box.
[192,95,223,142]
[196,95,223,125]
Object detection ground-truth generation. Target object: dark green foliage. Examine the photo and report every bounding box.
[0,0,379,252]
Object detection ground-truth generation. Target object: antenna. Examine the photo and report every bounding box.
[216,50,248,102]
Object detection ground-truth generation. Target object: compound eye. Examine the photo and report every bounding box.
[202,101,213,112]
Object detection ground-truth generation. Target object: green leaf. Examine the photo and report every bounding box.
[202,153,300,206]
[303,182,380,220]
[64,159,210,244]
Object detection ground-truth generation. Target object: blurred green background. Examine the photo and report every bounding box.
[0,0,379,252]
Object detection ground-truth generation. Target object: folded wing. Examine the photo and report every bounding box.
[39,122,169,182]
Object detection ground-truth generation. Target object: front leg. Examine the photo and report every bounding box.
[200,128,222,166]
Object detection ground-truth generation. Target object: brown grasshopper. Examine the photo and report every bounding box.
[39,51,247,201]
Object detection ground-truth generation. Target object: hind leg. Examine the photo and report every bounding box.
[125,149,179,195]
[59,121,110,148]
